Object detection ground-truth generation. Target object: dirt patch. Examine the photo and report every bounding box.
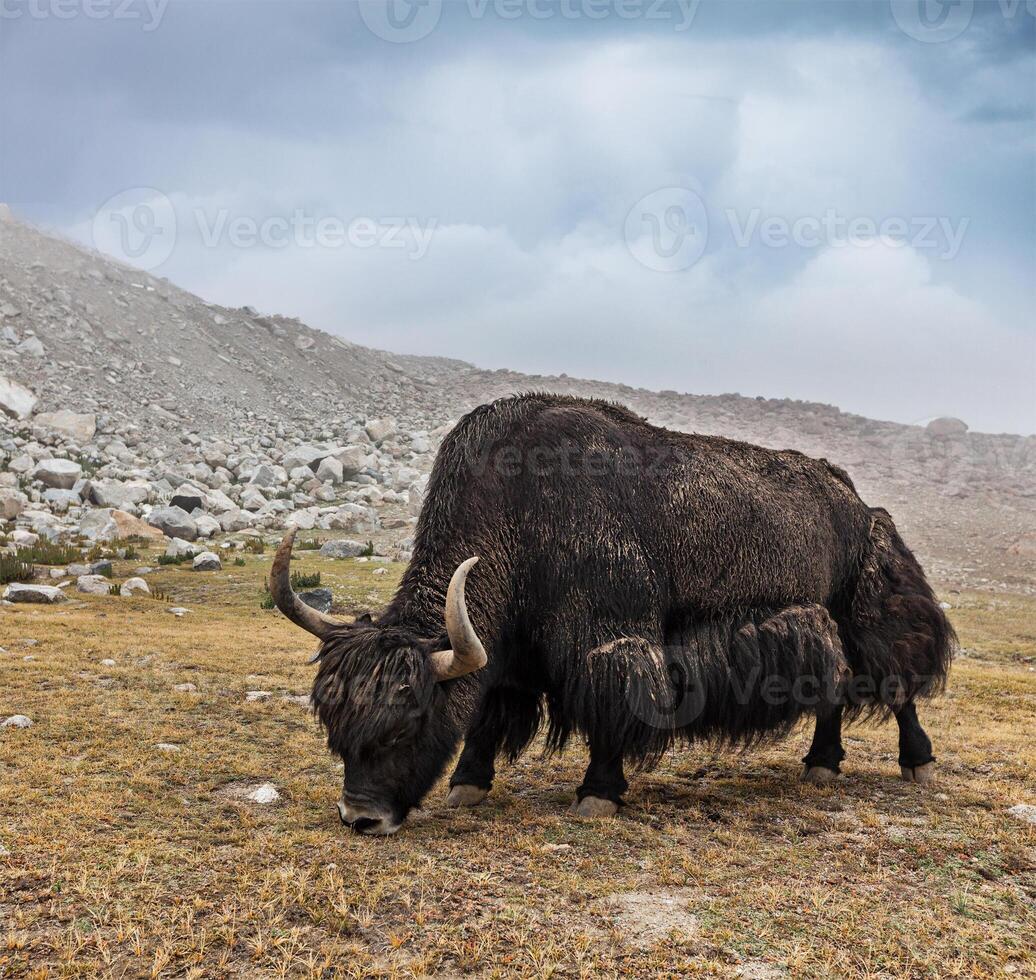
[605,887,702,948]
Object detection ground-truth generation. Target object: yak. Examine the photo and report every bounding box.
[271,393,954,835]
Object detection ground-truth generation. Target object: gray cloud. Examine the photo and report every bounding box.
[2,0,1033,432]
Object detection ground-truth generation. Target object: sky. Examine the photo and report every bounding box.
[1,0,1033,434]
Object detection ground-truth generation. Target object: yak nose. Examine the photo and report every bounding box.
[337,800,400,836]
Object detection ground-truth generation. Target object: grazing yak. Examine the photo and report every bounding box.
[271,393,953,835]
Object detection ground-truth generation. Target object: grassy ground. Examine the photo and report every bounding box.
[1,551,1034,978]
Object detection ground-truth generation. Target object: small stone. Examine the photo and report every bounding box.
[245,690,271,702]
[298,588,333,613]
[173,682,197,693]
[247,782,280,804]
[155,743,181,753]
[100,658,116,667]
[2,715,33,729]
[167,607,189,617]
[1007,804,1036,825]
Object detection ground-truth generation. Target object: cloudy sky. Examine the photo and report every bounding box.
[1,0,1033,433]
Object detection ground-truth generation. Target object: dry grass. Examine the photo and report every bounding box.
[1,552,1034,978]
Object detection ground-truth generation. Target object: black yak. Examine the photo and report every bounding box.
[271,393,953,834]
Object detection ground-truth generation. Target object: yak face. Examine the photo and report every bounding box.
[312,624,461,835]
[269,530,488,836]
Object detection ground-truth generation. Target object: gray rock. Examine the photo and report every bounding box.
[320,538,366,559]
[32,410,97,444]
[282,444,330,472]
[192,551,222,571]
[32,458,83,490]
[926,417,968,437]
[87,478,150,512]
[0,488,28,520]
[3,583,66,604]
[120,577,150,596]
[315,455,343,484]
[76,574,111,595]
[248,463,287,488]
[365,417,397,443]
[333,445,370,478]
[172,682,197,693]
[1,715,33,729]
[16,334,44,357]
[1007,803,1036,825]
[0,375,37,416]
[148,505,198,541]
[298,587,333,612]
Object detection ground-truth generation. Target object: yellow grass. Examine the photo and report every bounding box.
[1,552,1034,978]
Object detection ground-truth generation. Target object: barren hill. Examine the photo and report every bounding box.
[1,209,1033,590]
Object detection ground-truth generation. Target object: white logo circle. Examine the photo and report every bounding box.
[359,0,442,43]
[890,0,973,43]
[625,186,709,273]
[92,188,176,271]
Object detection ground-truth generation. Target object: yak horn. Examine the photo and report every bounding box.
[270,528,343,641]
[429,557,487,682]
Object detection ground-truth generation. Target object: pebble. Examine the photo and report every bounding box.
[100,658,116,667]
[173,682,197,693]
[155,743,182,753]
[167,607,189,617]
[245,690,271,702]
[247,783,280,804]
[2,715,33,729]
[1007,804,1036,826]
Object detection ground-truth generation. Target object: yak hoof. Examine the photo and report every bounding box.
[802,765,840,785]
[900,762,936,785]
[445,784,489,808]
[570,796,620,818]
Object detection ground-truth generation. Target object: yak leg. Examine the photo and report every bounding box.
[896,701,936,784]
[447,686,541,807]
[802,705,845,784]
[571,742,627,818]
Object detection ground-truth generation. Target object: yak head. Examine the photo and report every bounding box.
[270,530,486,836]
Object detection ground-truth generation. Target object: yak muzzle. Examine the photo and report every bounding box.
[337,799,401,836]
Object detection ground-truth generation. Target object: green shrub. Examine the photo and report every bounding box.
[0,554,35,586]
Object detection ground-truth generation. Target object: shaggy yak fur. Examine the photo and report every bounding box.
[299,393,954,832]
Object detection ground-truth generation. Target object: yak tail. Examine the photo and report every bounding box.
[840,508,955,715]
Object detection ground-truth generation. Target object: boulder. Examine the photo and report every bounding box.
[315,455,343,484]
[32,458,83,490]
[88,478,150,512]
[320,539,366,559]
[170,482,205,513]
[76,574,112,595]
[282,444,330,472]
[0,488,28,520]
[166,537,202,558]
[192,551,222,571]
[248,463,287,488]
[365,417,397,443]
[79,508,166,543]
[926,417,968,437]
[1,715,33,729]
[3,583,66,604]
[334,445,370,478]
[31,410,97,444]
[147,505,198,541]
[218,508,252,532]
[0,374,37,419]
[120,577,151,597]
[194,514,221,538]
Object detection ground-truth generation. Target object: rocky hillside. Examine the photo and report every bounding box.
[1,208,1033,591]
